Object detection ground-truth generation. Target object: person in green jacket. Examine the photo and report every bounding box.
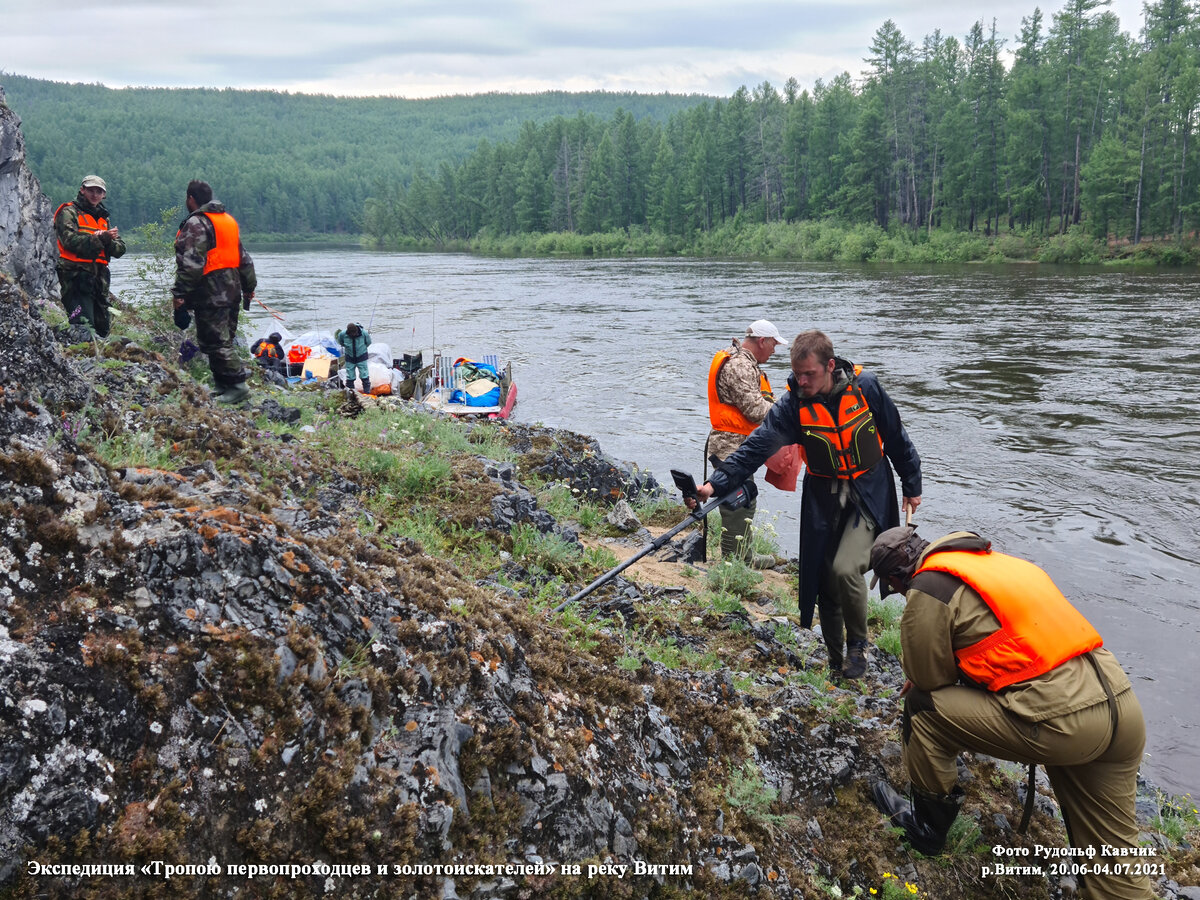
[868,528,1153,900]
[335,322,372,393]
[54,175,126,337]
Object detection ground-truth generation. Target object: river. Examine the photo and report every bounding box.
[114,250,1200,797]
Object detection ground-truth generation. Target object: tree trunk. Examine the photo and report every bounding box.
[1134,121,1147,245]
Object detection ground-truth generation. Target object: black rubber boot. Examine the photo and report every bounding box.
[362,379,371,394]
[871,781,963,855]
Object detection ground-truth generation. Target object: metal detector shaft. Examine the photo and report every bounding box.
[552,490,732,613]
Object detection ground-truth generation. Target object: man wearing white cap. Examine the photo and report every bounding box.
[705,319,787,568]
[53,175,125,337]
[695,330,922,681]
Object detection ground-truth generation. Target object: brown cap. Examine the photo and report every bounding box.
[868,526,927,595]
[81,175,107,191]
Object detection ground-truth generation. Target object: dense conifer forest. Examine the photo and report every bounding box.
[363,1,1200,263]
[8,0,1200,263]
[1,73,709,235]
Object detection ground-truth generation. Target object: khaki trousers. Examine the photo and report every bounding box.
[816,503,876,656]
[903,685,1153,900]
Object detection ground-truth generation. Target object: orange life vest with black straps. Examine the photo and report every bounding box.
[916,546,1104,691]
[197,211,242,274]
[708,349,772,436]
[796,365,884,479]
[176,210,242,275]
[255,341,282,360]
[55,202,111,265]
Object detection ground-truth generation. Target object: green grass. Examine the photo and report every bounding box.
[724,762,791,836]
[705,559,763,600]
[706,593,747,615]
[535,483,578,520]
[582,545,619,571]
[869,595,906,660]
[940,814,987,857]
[789,666,836,691]
[533,483,610,535]
[1153,791,1200,846]
[547,600,608,654]
[382,508,450,554]
[90,429,174,470]
[511,523,582,574]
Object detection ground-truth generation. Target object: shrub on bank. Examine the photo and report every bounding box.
[1037,226,1105,264]
[387,218,1200,267]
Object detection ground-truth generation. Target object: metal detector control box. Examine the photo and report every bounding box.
[670,469,698,500]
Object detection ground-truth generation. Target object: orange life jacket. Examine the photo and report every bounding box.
[795,365,883,479]
[198,211,242,274]
[55,202,111,265]
[288,345,312,365]
[708,349,772,436]
[255,341,282,360]
[917,546,1104,691]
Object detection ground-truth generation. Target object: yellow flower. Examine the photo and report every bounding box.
[870,890,878,896]
[906,884,918,894]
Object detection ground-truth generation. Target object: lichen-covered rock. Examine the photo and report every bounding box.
[0,87,58,299]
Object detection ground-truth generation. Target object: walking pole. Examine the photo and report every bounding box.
[701,438,711,563]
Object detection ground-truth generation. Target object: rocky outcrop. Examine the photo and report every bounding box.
[0,85,58,299]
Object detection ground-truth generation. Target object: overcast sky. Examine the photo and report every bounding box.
[1,0,1147,99]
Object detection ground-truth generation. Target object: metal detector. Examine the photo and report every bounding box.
[552,470,753,613]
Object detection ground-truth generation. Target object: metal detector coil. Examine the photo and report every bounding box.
[553,470,753,612]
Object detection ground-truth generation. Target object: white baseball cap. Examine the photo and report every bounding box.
[746,319,786,346]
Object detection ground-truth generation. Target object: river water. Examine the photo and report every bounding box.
[116,250,1200,797]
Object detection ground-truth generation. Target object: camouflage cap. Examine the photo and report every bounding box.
[81,175,107,191]
[868,526,927,595]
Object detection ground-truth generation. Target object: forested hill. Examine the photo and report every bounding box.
[364,4,1200,265]
[0,73,711,234]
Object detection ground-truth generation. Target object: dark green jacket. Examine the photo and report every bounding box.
[54,193,127,270]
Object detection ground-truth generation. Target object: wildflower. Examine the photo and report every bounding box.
[906,884,918,895]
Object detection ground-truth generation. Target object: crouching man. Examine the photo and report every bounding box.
[868,527,1154,900]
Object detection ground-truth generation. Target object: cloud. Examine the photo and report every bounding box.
[0,0,1150,98]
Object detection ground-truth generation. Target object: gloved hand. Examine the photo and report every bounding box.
[242,295,251,311]
[173,307,192,329]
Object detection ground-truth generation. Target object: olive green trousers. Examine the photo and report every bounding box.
[903,685,1153,900]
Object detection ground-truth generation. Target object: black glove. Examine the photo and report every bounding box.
[173,306,192,330]
[242,295,251,311]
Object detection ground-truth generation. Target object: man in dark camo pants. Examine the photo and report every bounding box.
[171,180,257,404]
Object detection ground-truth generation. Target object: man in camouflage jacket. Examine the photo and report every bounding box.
[54,175,126,337]
[706,319,787,567]
[172,180,257,404]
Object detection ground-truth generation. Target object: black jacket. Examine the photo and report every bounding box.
[707,358,922,626]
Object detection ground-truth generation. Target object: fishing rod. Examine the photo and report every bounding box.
[366,293,382,331]
[552,470,754,613]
